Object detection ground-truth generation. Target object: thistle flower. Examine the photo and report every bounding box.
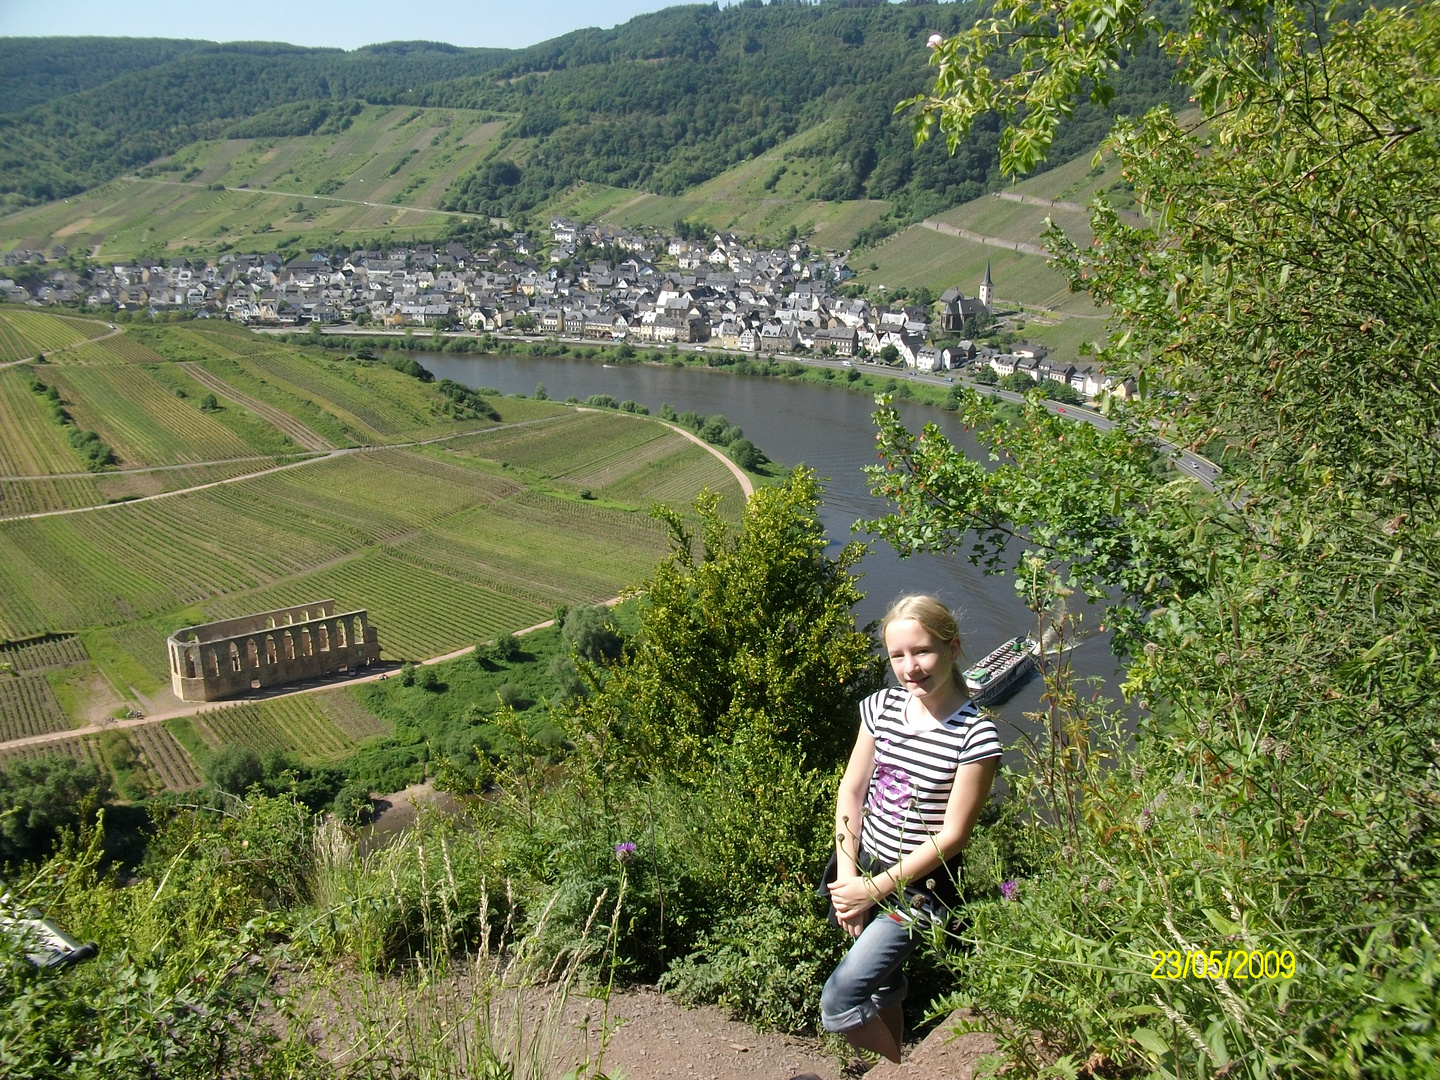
[614,841,636,864]
[1000,880,1019,901]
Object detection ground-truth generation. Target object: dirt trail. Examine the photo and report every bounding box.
[561,992,995,1080]
[918,219,1049,257]
[179,361,335,450]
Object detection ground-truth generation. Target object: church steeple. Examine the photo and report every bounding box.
[978,262,993,310]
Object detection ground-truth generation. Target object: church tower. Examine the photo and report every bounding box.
[979,262,993,311]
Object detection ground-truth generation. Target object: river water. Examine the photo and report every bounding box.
[417,352,1119,742]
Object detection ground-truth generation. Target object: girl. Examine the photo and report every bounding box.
[821,595,1001,1062]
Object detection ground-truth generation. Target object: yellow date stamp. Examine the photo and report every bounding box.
[1150,949,1295,980]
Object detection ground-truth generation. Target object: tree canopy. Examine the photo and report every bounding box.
[870,1,1440,1075]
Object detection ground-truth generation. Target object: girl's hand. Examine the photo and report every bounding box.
[828,874,878,936]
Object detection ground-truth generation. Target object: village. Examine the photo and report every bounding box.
[2,217,1131,401]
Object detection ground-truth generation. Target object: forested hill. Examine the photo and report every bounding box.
[0,1,1181,222]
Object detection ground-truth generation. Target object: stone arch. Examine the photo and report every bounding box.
[353,617,365,646]
[265,635,278,665]
[246,638,260,670]
[229,642,243,673]
[335,619,348,648]
[283,630,296,660]
[318,624,330,652]
[207,649,220,678]
[186,647,198,679]
[301,628,314,657]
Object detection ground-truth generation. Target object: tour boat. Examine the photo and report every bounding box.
[963,636,1037,706]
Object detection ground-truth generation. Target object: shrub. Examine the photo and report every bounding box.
[204,743,263,796]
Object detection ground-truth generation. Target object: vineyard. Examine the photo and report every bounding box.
[0,316,28,362]
[0,367,87,476]
[60,334,170,366]
[448,412,657,477]
[0,674,71,740]
[596,441,740,510]
[0,732,100,769]
[240,349,464,439]
[201,547,551,660]
[0,634,88,673]
[191,695,369,763]
[51,365,261,465]
[126,723,203,790]
[0,310,111,358]
[192,356,359,447]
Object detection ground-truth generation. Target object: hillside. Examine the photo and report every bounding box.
[0,2,1183,220]
[0,312,747,800]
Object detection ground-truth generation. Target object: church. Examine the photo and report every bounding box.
[939,263,993,333]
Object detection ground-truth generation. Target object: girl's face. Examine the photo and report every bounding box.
[884,618,959,699]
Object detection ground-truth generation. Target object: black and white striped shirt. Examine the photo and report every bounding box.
[857,686,1002,865]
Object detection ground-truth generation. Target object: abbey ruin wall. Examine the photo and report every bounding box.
[167,600,380,702]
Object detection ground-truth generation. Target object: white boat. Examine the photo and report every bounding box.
[963,636,1037,705]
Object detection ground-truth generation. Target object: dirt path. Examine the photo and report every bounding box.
[0,322,123,368]
[179,361,335,450]
[994,189,1149,227]
[918,218,1049,257]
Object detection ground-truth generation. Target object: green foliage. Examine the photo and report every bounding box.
[728,436,764,471]
[0,755,111,865]
[197,391,220,412]
[561,605,623,665]
[204,743,263,796]
[871,1,1440,1074]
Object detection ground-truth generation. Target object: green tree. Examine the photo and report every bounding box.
[873,2,1440,1075]
[204,744,263,797]
[728,436,763,471]
[0,755,110,864]
[970,363,997,386]
[561,605,623,664]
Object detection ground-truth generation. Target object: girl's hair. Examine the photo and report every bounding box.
[881,594,965,687]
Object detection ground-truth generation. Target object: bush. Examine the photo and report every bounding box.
[561,605,623,663]
[495,683,532,710]
[204,744,263,796]
[728,437,763,471]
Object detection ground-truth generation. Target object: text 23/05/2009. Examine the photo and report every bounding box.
[1149,949,1296,980]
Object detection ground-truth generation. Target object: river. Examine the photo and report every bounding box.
[417,352,1120,743]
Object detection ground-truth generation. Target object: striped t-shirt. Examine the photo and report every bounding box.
[858,685,1002,865]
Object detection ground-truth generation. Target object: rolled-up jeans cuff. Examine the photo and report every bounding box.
[820,976,908,1033]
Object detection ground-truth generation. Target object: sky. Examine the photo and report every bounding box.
[0,0,690,51]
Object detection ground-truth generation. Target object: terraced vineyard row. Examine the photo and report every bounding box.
[194,697,360,763]
[55,365,259,465]
[0,635,88,673]
[244,350,448,438]
[0,733,99,769]
[314,689,391,742]
[0,675,70,740]
[0,476,102,517]
[202,547,549,660]
[197,357,358,447]
[453,413,640,475]
[0,367,86,475]
[0,447,523,638]
[62,335,169,365]
[106,623,174,683]
[558,424,679,488]
[127,724,203,790]
[0,318,28,362]
[0,310,109,356]
[600,443,739,508]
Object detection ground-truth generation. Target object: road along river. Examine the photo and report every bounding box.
[419,353,1124,745]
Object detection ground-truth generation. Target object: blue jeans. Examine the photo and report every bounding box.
[819,906,920,1033]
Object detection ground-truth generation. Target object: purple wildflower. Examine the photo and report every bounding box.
[1000,880,1019,901]
[614,841,636,864]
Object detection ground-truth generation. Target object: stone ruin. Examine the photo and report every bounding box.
[167,600,379,702]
